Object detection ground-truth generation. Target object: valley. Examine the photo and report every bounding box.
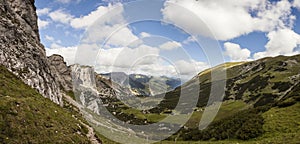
[71,54,300,143]
[1,0,300,143]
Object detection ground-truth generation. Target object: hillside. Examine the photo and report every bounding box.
[153,54,300,111]
[157,54,300,141]
[0,66,94,143]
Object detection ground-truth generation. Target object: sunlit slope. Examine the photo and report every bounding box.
[0,66,91,143]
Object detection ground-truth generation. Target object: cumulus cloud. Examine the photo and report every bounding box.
[45,35,55,41]
[77,3,139,48]
[43,1,210,79]
[37,8,50,16]
[47,4,139,48]
[174,60,209,76]
[95,54,208,80]
[46,46,77,65]
[183,36,196,44]
[140,32,151,38]
[224,42,251,61]
[294,0,300,9]
[49,9,74,24]
[96,45,160,68]
[47,3,138,48]
[50,43,64,49]
[161,0,300,61]
[45,43,208,79]
[70,4,119,29]
[37,19,50,29]
[161,0,294,41]
[159,41,182,51]
[254,29,300,59]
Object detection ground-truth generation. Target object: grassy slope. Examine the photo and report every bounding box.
[151,55,300,143]
[185,100,248,128]
[159,102,300,144]
[259,102,300,143]
[0,66,90,143]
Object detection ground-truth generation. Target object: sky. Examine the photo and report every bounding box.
[35,0,300,80]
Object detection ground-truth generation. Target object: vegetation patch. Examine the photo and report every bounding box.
[0,66,90,143]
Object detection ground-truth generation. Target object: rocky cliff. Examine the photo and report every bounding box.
[0,0,62,104]
[48,54,73,92]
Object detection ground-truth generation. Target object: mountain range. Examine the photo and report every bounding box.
[100,72,181,96]
[0,0,299,143]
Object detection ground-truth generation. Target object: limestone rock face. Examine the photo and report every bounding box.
[0,0,62,104]
[48,54,73,92]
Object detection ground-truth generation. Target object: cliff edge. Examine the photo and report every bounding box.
[0,0,62,104]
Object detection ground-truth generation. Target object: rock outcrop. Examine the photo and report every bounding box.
[0,0,62,104]
[48,54,73,92]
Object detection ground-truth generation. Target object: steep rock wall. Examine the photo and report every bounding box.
[0,0,62,104]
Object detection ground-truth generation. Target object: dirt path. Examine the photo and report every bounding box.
[63,94,102,144]
[80,120,101,144]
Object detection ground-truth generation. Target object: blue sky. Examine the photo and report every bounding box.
[35,0,300,79]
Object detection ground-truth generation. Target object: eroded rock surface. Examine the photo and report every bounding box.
[0,0,62,104]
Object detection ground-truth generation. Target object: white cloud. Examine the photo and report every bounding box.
[78,3,139,48]
[183,36,196,44]
[96,45,160,68]
[159,41,182,51]
[56,0,81,4]
[49,9,74,24]
[140,32,151,38]
[50,43,64,49]
[106,27,140,47]
[254,29,300,59]
[45,35,54,41]
[42,2,211,80]
[70,4,119,29]
[46,46,77,65]
[38,19,50,29]
[224,42,251,61]
[95,50,208,80]
[37,8,50,16]
[45,43,208,80]
[294,0,300,9]
[161,0,294,40]
[46,3,138,48]
[256,0,294,31]
[174,60,209,76]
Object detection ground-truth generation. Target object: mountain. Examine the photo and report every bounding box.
[0,0,62,104]
[48,54,73,92]
[151,54,300,142]
[100,72,181,96]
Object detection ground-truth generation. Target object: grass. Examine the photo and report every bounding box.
[214,100,248,120]
[184,100,247,128]
[259,102,300,143]
[95,132,120,144]
[159,102,300,144]
[0,66,90,143]
[122,108,166,122]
